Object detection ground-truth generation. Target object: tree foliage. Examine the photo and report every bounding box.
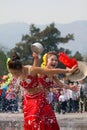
[9,23,77,64]
[0,50,7,76]
[83,53,87,62]
[73,51,83,61]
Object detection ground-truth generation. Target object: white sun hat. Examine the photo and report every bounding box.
[66,61,87,81]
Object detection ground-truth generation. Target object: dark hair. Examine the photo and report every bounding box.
[11,52,20,61]
[8,52,22,70]
[8,60,22,70]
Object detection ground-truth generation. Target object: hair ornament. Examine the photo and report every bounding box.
[41,53,47,68]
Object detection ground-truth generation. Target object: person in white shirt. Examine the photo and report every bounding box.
[59,89,67,114]
[78,79,87,112]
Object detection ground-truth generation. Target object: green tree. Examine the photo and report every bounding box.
[83,53,87,62]
[0,50,7,76]
[8,43,33,65]
[73,51,83,61]
[10,23,74,64]
[39,23,74,53]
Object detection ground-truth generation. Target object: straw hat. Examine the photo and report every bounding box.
[66,61,87,81]
[31,42,44,54]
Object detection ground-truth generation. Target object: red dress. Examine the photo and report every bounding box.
[39,75,54,89]
[18,75,60,130]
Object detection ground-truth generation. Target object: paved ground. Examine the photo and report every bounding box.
[55,112,87,126]
[0,112,87,122]
[0,112,87,129]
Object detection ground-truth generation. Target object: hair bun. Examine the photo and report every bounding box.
[12,52,20,61]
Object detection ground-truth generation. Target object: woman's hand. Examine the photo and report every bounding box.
[32,52,39,67]
[67,65,78,74]
[32,52,39,59]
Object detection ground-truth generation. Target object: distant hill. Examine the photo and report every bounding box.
[0,22,29,50]
[0,21,87,55]
[56,21,87,55]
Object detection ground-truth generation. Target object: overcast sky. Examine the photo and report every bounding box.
[0,0,87,24]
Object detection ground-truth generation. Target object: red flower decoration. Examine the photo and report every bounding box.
[59,52,78,68]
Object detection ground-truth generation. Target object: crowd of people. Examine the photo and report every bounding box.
[47,78,87,114]
[0,50,87,130]
[0,76,87,114]
[0,73,20,113]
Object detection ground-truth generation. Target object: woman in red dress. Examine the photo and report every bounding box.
[38,51,78,91]
[7,55,77,130]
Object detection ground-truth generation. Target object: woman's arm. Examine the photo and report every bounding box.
[30,65,78,76]
[53,76,79,91]
[53,76,70,89]
[32,52,39,67]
